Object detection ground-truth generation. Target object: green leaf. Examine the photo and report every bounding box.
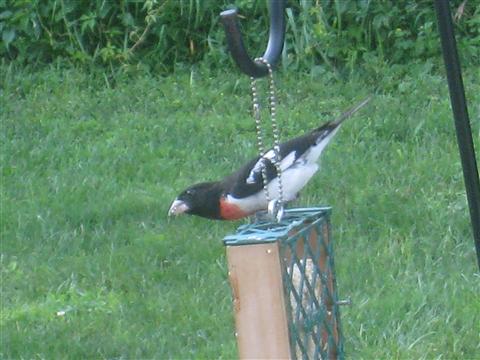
[2,28,15,46]
[80,14,96,34]
[0,10,12,20]
[121,12,134,27]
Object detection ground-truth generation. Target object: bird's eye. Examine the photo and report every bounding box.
[186,189,194,195]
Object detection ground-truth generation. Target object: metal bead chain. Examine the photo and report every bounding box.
[250,76,270,201]
[250,57,284,220]
[263,59,284,209]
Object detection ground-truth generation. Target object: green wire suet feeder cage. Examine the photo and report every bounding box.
[224,207,345,359]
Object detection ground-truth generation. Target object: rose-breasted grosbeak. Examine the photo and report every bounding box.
[168,97,370,220]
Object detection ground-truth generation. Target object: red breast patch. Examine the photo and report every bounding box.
[219,197,250,220]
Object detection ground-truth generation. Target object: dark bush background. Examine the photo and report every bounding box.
[1,0,479,73]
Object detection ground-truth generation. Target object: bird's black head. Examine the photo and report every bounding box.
[168,182,223,220]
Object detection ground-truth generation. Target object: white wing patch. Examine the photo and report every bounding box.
[246,150,297,184]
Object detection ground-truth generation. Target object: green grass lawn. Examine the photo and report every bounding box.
[1,62,479,359]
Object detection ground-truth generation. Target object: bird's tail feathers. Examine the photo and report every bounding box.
[315,95,372,133]
[331,95,372,127]
[307,96,372,158]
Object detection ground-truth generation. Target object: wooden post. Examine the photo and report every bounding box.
[226,242,292,359]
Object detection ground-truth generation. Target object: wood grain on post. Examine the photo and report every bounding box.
[226,242,291,359]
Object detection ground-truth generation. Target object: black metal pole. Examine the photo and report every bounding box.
[434,0,480,270]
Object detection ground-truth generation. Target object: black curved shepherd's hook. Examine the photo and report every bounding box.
[220,0,286,78]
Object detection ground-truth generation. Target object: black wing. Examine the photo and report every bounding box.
[222,129,327,198]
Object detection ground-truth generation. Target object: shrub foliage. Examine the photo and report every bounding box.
[1,0,478,71]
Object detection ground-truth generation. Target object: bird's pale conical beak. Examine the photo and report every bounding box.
[168,199,190,216]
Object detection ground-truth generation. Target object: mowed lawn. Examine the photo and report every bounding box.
[1,63,479,359]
